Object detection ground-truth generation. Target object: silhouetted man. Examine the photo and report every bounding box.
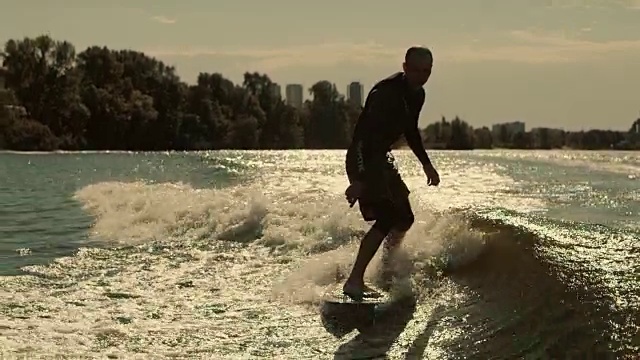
[343,46,440,301]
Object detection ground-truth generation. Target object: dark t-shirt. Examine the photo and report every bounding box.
[346,72,431,182]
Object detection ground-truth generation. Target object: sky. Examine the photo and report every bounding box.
[1,0,639,131]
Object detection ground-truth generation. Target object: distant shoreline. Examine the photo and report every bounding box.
[1,148,638,154]
[1,35,638,153]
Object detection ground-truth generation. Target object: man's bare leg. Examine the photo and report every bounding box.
[380,229,407,287]
[383,228,407,259]
[343,225,389,300]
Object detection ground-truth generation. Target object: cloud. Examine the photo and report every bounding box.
[151,15,176,25]
[625,0,640,9]
[144,42,405,71]
[543,0,640,9]
[446,29,640,64]
[612,0,640,9]
[143,30,640,71]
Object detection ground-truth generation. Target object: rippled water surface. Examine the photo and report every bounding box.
[0,149,638,359]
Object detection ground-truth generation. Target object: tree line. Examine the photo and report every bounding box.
[1,35,638,151]
[418,117,640,150]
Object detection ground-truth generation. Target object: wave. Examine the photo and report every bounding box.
[70,178,636,355]
[0,175,633,357]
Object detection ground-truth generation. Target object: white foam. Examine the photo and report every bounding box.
[0,150,537,358]
[73,181,270,247]
[271,208,487,306]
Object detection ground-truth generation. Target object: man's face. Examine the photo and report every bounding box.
[403,55,433,89]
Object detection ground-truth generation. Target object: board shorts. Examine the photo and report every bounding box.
[345,152,414,231]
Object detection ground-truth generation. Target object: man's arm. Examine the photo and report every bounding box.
[404,93,433,167]
[405,123,432,167]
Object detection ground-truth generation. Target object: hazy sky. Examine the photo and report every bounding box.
[1,0,639,130]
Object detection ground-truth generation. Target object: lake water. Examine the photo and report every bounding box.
[0,149,638,359]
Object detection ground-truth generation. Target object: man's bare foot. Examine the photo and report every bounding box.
[343,281,382,301]
[342,281,364,301]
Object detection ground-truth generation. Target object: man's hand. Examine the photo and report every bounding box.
[345,181,364,207]
[423,164,440,186]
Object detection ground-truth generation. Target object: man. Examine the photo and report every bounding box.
[343,46,440,301]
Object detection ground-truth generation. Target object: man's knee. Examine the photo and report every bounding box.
[393,213,414,232]
[372,216,394,236]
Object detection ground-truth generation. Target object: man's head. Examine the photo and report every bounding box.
[402,46,433,89]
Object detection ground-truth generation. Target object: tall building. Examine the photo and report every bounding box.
[285,84,303,109]
[347,81,364,107]
[270,83,281,99]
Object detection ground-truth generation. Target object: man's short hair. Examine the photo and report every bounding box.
[405,46,433,63]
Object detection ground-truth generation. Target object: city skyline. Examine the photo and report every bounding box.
[1,0,639,131]
[271,80,365,108]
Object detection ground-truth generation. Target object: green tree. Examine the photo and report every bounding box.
[2,35,88,148]
[1,34,634,152]
[510,131,531,149]
[306,81,353,149]
[473,127,493,149]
